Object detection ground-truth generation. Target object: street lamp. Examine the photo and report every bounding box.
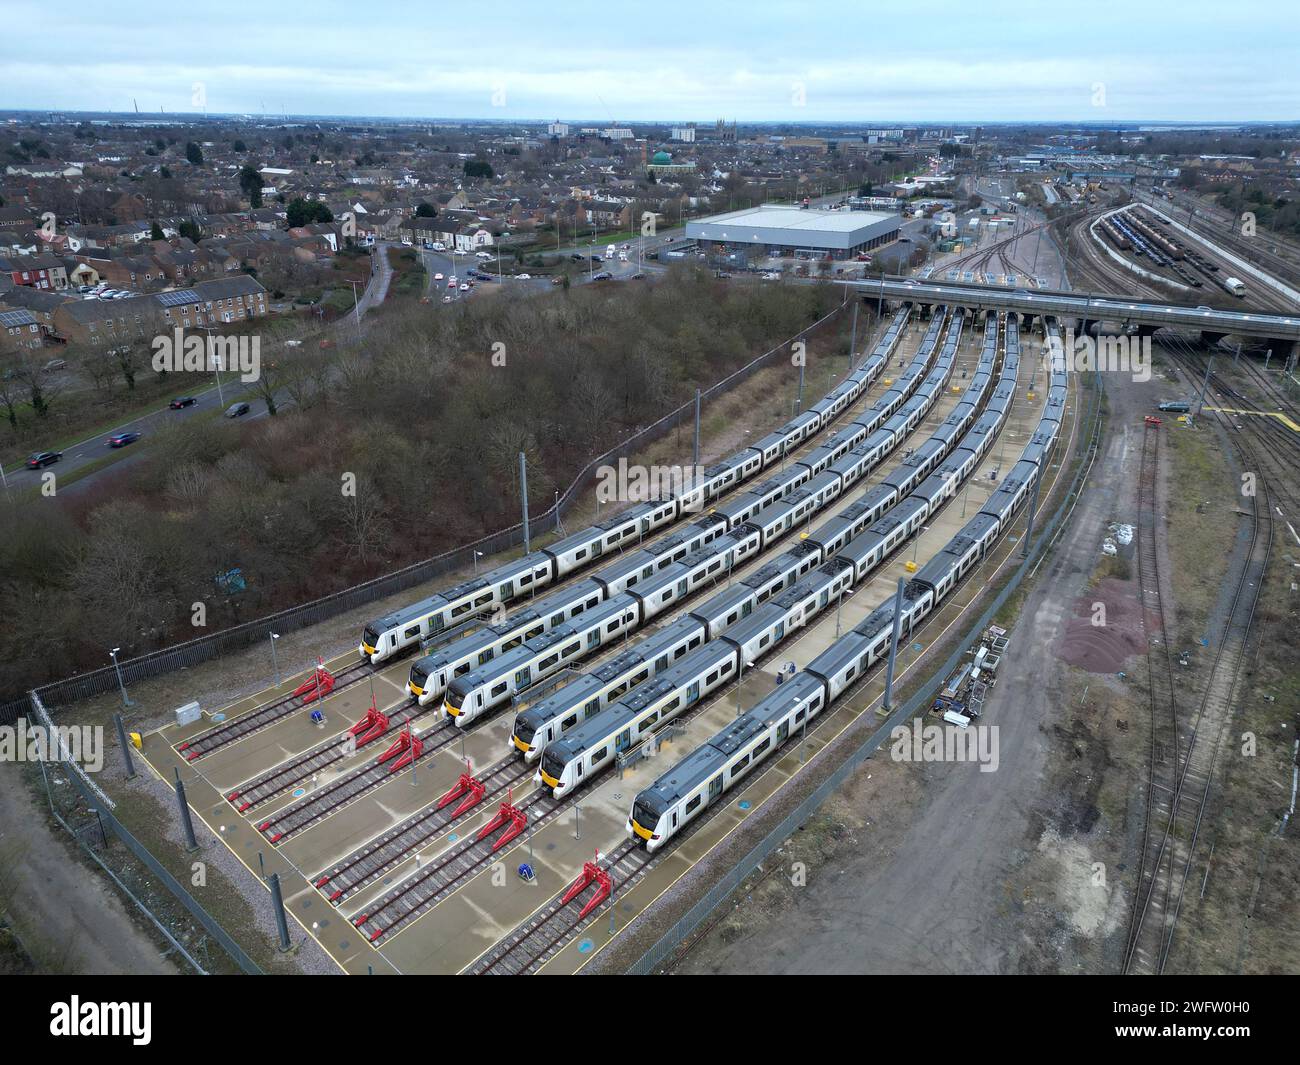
[472,549,483,576]
[910,525,930,563]
[269,632,281,687]
[109,647,135,709]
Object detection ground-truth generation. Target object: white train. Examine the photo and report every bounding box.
[629,319,1067,852]
[359,308,916,664]
[506,312,978,754]
[536,315,1030,800]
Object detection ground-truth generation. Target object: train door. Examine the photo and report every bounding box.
[777,720,790,743]
[708,775,723,804]
[686,681,700,705]
[616,728,632,754]
[514,666,531,690]
[501,580,514,599]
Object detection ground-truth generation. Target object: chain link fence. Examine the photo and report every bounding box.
[627,365,1105,974]
[10,303,848,725]
[26,691,262,974]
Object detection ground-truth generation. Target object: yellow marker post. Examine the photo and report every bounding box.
[129,732,142,750]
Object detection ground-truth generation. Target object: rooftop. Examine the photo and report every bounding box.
[691,204,894,234]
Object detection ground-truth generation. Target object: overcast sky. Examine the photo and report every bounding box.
[2,0,1295,123]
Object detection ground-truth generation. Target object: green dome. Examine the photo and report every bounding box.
[651,151,672,164]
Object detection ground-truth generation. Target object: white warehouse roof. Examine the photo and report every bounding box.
[686,204,898,250]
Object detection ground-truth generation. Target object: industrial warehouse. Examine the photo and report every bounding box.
[685,204,901,261]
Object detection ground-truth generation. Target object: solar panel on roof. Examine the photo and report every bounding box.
[156,289,200,307]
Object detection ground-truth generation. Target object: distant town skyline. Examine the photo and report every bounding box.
[2,0,1296,123]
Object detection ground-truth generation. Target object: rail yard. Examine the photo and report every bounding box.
[5,19,1300,1006]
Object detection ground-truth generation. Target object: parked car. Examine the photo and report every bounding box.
[434,273,444,281]
[108,431,141,448]
[459,283,470,291]
[42,359,67,372]
[225,402,251,418]
[516,273,531,280]
[26,450,62,469]
[630,272,646,280]
[592,271,614,281]
[169,396,197,409]
[442,295,453,303]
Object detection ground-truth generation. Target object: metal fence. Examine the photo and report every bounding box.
[13,303,848,723]
[28,691,263,974]
[626,365,1105,974]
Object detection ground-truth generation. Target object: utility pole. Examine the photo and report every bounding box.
[519,451,530,553]
[1196,355,1215,419]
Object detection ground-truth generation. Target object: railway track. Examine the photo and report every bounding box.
[254,705,477,843]
[1121,422,1185,974]
[313,753,530,904]
[175,659,375,761]
[468,841,651,975]
[1124,341,1276,974]
[353,787,562,942]
[226,698,425,812]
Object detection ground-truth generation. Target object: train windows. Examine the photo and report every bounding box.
[686,794,702,814]
[706,669,720,685]
[605,620,620,634]
[732,753,751,775]
[633,669,649,684]
[424,616,442,634]
[754,738,770,758]
[656,655,670,671]
[404,624,421,640]
[550,612,564,626]
[586,596,600,609]
[637,713,658,734]
[562,714,578,730]
[519,574,532,588]
[525,626,544,640]
[584,699,601,718]
[474,594,493,608]
[454,662,471,677]
[561,641,580,657]
[451,602,472,619]
[575,549,587,561]
[795,707,806,723]
[491,681,508,698]
[539,653,559,671]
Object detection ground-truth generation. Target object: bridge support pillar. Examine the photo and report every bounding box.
[1200,331,1226,346]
